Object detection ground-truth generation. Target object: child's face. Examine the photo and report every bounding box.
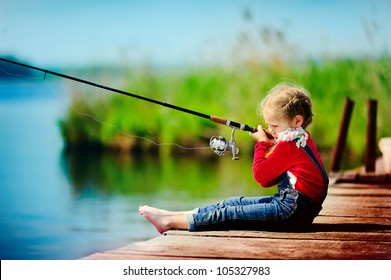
[263,109,297,138]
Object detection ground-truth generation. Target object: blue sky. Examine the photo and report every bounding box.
[1,0,390,67]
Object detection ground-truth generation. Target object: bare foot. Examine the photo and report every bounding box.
[139,206,189,234]
[141,208,171,234]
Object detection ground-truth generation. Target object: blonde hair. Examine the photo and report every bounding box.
[259,82,313,129]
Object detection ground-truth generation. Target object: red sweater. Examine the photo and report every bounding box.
[252,133,327,203]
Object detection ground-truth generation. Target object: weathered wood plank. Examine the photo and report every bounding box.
[331,169,391,184]
[328,188,391,196]
[82,252,202,260]
[165,228,391,242]
[82,182,391,260]
[84,234,390,260]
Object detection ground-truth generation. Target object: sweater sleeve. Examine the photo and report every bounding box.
[252,141,293,187]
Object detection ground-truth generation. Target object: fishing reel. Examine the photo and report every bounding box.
[210,127,239,160]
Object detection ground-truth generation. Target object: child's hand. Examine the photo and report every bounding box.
[250,125,272,143]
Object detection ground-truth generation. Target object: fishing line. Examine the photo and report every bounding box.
[0,66,42,80]
[71,108,211,151]
[44,78,210,151]
[0,64,210,151]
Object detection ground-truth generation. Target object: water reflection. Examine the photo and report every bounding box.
[61,148,275,207]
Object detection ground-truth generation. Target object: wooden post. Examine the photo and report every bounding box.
[330,98,355,172]
[365,99,377,172]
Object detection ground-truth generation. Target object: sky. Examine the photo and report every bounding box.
[1,0,390,68]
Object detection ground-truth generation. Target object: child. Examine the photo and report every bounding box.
[139,82,329,233]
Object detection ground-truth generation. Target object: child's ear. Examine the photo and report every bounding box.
[294,115,304,127]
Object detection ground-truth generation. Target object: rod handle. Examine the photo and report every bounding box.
[210,116,274,139]
[210,115,227,125]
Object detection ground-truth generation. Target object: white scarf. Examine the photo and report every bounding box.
[277,127,308,148]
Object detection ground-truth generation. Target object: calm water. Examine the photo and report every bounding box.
[0,79,273,259]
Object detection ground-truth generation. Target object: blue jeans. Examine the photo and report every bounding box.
[186,173,301,231]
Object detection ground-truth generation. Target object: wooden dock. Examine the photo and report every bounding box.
[83,176,391,260]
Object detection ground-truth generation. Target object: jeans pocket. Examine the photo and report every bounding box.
[278,189,299,219]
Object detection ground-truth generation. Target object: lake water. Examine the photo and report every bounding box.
[0,79,274,259]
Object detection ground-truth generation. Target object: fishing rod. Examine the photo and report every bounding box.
[0,57,273,160]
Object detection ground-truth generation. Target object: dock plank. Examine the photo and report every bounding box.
[84,234,390,260]
[83,182,391,260]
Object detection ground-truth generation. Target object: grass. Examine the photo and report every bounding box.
[59,56,391,169]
